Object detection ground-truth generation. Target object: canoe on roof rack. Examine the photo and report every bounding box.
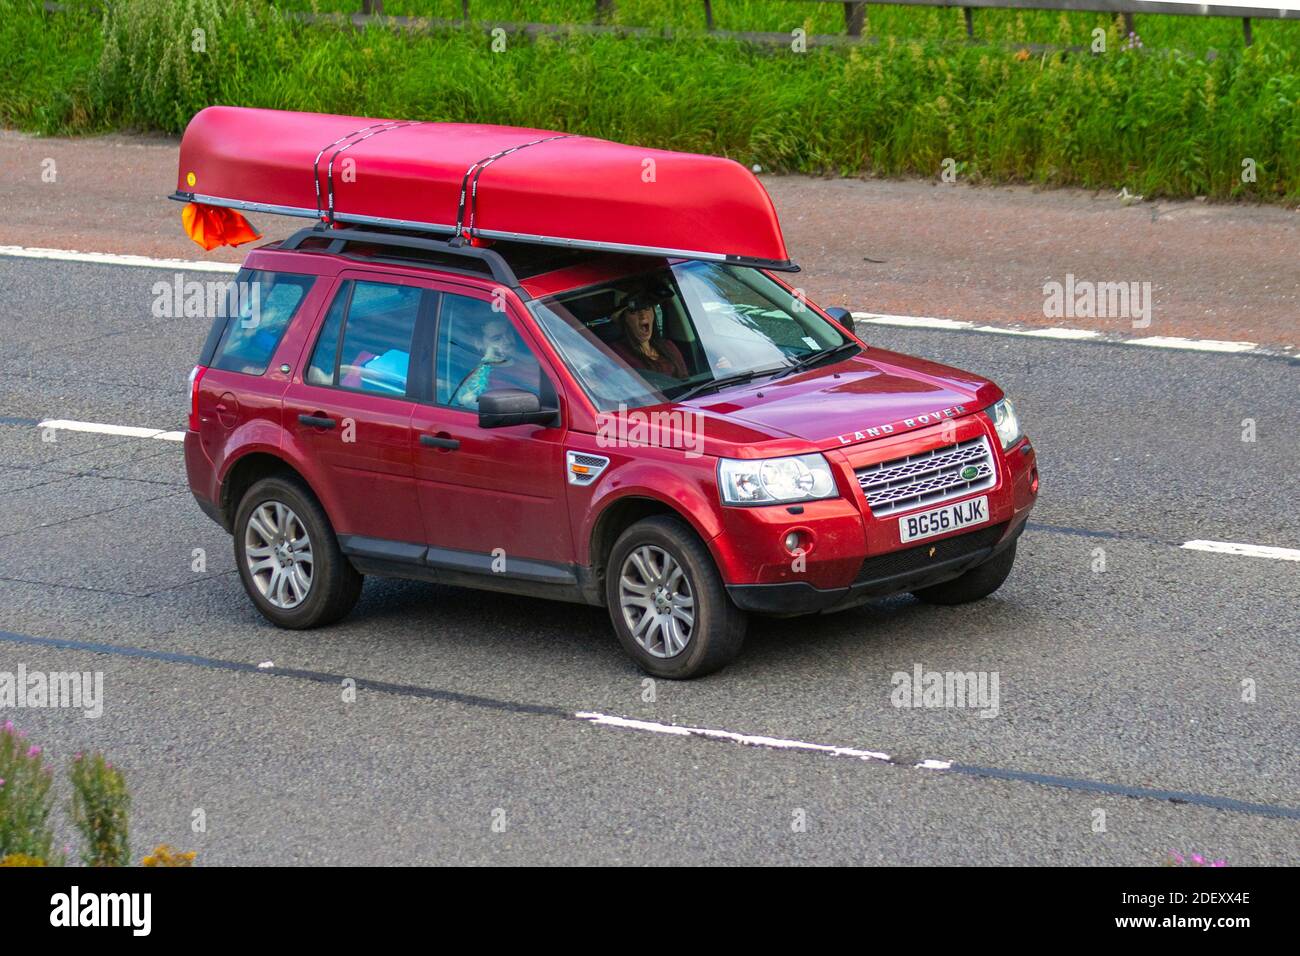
[171,106,797,271]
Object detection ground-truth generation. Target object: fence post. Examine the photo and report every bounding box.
[1242,17,1253,46]
[703,0,714,31]
[963,7,973,38]
[1123,12,1135,37]
[361,0,383,14]
[462,0,469,21]
[843,2,865,37]
[596,0,614,23]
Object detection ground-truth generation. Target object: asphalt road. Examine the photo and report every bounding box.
[0,256,1296,865]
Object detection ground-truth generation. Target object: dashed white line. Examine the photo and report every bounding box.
[37,419,186,442]
[852,312,1276,356]
[855,313,973,331]
[916,759,954,771]
[574,712,893,762]
[1181,540,1300,562]
[0,245,240,273]
[1127,336,1259,353]
[971,325,1101,341]
[28,421,1300,566]
[0,246,1285,356]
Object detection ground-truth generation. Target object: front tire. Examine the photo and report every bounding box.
[233,475,363,629]
[911,542,1017,606]
[606,516,747,679]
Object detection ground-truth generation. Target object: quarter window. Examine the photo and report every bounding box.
[208,270,315,375]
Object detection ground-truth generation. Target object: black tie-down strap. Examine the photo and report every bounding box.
[453,135,574,243]
[312,121,423,225]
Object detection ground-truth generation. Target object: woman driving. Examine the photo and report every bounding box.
[610,296,688,379]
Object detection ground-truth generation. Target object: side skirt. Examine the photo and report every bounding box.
[337,535,604,607]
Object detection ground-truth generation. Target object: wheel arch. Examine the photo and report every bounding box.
[218,451,317,531]
[587,494,720,598]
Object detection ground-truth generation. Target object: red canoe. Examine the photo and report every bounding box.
[172,106,795,269]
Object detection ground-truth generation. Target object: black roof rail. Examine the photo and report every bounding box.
[281,226,521,289]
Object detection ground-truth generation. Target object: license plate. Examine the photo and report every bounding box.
[898,496,989,543]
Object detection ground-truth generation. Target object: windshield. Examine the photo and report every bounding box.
[528,260,854,411]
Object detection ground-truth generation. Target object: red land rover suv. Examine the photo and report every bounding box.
[176,107,1037,677]
[186,229,1038,678]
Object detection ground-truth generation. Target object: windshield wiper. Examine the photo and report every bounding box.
[771,341,861,381]
[671,365,786,402]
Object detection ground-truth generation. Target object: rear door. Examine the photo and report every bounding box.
[408,286,575,569]
[281,271,431,546]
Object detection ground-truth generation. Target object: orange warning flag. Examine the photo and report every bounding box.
[182,203,262,251]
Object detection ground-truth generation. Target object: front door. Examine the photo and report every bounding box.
[409,287,574,573]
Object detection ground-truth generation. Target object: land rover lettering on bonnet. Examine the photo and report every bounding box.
[179,106,1038,679]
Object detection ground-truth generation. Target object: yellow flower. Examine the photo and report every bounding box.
[140,844,197,867]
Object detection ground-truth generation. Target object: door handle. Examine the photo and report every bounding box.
[420,434,460,450]
[298,414,337,429]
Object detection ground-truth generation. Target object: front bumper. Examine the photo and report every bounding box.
[711,419,1038,612]
[728,515,1026,614]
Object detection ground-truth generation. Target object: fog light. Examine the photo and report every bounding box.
[780,530,811,554]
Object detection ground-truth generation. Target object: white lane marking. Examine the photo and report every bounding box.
[0,245,240,273]
[30,422,1300,565]
[972,324,1101,340]
[38,419,186,442]
[1127,336,1258,353]
[852,312,1276,356]
[854,313,972,331]
[0,246,1283,356]
[575,711,892,762]
[1181,540,1300,562]
[916,759,954,770]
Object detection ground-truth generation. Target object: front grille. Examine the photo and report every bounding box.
[855,436,996,516]
[853,522,1008,584]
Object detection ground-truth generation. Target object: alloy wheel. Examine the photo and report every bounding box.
[618,545,695,658]
[244,500,314,610]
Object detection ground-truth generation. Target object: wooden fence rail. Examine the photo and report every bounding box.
[353,0,1298,46]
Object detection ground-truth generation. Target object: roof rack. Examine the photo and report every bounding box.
[280,226,521,289]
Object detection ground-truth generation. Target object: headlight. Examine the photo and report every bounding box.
[718,453,838,505]
[988,398,1022,451]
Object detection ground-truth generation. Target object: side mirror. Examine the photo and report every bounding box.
[823,306,853,328]
[477,388,559,429]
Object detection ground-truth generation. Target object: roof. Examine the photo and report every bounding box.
[173,107,795,270]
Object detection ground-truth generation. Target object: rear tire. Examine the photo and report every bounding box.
[233,475,363,629]
[605,516,746,679]
[911,542,1017,606]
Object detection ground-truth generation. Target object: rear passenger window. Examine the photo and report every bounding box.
[208,270,315,375]
[307,280,423,397]
[306,283,349,386]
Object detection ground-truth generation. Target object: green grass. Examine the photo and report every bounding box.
[272,0,1300,54]
[4,0,1299,201]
